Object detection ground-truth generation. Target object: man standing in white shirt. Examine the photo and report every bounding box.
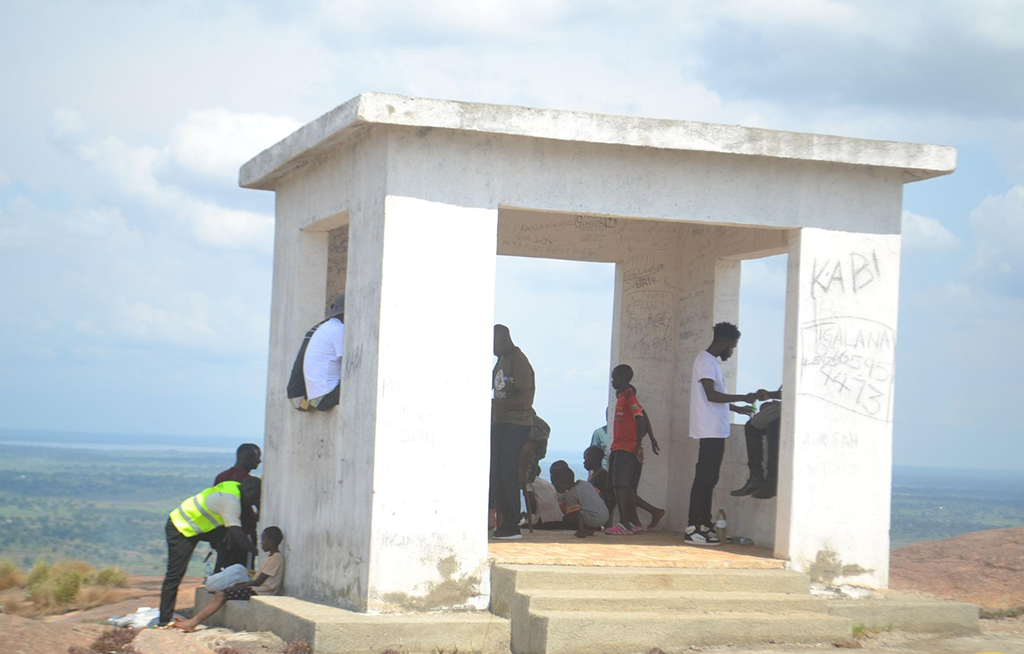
[302,294,345,411]
[685,322,757,546]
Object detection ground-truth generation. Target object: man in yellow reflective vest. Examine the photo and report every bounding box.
[159,477,261,626]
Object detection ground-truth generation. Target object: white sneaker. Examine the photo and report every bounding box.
[684,525,721,546]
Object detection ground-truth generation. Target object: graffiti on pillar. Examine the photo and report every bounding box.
[800,316,896,422]
[810,250,881,298]
[622,247,673,361]
[326,224,349,308]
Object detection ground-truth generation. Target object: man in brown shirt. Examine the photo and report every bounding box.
[490,324,535,540]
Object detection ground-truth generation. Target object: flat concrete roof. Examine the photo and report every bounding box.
[240,93,956,190]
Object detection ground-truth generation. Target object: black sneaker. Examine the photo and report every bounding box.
[491,527,523,540]
[683,525,721,546]
[752,483,777,499]
[730,477,765,497]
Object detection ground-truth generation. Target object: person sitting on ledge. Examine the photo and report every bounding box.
[171,526,285,633]
[551,464,609,539]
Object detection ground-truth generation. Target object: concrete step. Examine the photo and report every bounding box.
[491,564,810,617]
[514,589,831,615]
[197,593,511,654]
[826,594,979,633]
[517,610,853,654]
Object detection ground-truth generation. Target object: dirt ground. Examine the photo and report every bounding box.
[890,526,1024,611]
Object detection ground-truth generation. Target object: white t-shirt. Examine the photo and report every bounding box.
[528,477,564,524]
[204,489,242,528]
[689,351,731,439]
[303,318,345,399]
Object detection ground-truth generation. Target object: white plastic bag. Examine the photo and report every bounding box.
[203,563,250,592]
[108,607,160,628]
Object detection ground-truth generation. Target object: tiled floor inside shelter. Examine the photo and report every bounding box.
[487,529,784,569]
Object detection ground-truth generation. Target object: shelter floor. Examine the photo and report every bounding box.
[488,529,784,569]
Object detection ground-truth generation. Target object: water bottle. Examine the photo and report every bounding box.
[738,537,754,546]
[715,509,727,544]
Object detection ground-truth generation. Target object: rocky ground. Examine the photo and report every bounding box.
[890,526,1024,610]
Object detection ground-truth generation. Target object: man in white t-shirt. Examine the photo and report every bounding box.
[684,322,757,546]
[302,294,345,410]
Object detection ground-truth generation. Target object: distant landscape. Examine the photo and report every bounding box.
[1,431,1022,575]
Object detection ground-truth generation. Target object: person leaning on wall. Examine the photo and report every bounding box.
[286,294,345,411]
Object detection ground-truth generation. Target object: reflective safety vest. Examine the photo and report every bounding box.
[169,481,241,538]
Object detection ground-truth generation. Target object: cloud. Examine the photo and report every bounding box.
[158,109,301,185]
[901,210,960,252]
[70,119,275,252]
[968,185,1024,294]
[0,171,11,187]
[52,107,84,135]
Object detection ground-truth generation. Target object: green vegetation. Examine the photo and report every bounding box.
[980,606,1024,619]
[1,442,1022,578]
[889,466,1024,549]
[0,443,227,575]
[2,556,131,614]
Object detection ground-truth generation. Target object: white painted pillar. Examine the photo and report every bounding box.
[776,228,901,589]
[365,196,498,611]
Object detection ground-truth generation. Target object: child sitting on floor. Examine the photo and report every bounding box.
[551,464,609,538]
[172,526,285,632]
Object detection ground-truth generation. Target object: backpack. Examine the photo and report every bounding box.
[286,320,327,400]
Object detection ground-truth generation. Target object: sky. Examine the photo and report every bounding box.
[1,0,1022,469]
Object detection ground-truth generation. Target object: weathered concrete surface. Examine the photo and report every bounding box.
[247,596,510,654]
[241,93,955,190]
[826,593,979,633]
[491,564,811,617]
[776,229,902,589]
[526,611,852,654]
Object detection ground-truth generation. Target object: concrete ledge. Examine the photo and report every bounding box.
[240,93,957,190]
[233,596,510,654]
[493,564,810,596]
[193,587,255,631]
[827,594,979,633]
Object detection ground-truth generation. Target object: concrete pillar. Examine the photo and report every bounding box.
[776,228,901,589]
[365,196,498,612]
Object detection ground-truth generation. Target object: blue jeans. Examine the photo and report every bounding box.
[490,422,530,532]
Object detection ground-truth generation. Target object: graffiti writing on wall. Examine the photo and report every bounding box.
[810,250,881,298]
[800,316,896,422]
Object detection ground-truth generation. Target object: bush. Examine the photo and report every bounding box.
[92,567,129,588]
[282,639,312,654]
[53,568,83,605]
[28,580,56,609]
[27,560,52,588]
[0,558,27,590]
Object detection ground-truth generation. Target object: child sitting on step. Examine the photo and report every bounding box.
[172,526,285,632]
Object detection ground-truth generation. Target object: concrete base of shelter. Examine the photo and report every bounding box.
[825,592,979,633]
[194,588,512,654]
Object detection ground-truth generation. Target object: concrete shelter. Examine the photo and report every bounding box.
[240,93,955,613]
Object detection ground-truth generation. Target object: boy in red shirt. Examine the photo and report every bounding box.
[606,364,650,535]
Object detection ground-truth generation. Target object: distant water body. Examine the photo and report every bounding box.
[0,429,257,454]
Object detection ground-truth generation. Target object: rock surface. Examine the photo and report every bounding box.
[890,526,1024,609]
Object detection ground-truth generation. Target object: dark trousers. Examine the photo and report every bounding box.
[687,438,725,528]
[160,519,222,624]
[490,422,530,532]
[744,419,780,481]
[214,530,256,572]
